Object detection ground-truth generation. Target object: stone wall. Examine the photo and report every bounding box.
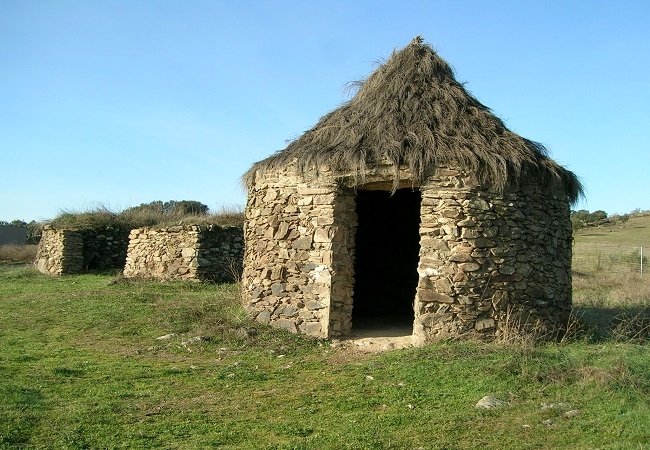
[35,227,84,275]
[123,225,244,282]
[35,226,130,275]
[413,168,572,341]
[241,164,573,341]
[241,167,354,338]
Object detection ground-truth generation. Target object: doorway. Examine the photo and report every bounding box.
[351,188,421,336]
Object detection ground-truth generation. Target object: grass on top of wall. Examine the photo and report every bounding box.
[48,204,244,230]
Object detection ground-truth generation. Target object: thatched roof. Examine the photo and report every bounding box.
[244,37,582,203]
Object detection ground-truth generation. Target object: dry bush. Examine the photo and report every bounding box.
[494,306,557,346]
[225,256,243,283]
[210,205,245,227]
[50,206,120,229]
[0,244,38,263]
[494,305,591,346]
[611,308,650,342]
[559,309,593,343]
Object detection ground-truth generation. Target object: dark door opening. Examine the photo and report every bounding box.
[352,188,421,334]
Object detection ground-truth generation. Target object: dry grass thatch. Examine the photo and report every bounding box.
[244,37,582,203]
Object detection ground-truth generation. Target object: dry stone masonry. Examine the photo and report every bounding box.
[35,227,84,275]
[242,167,357,338]
[413,168,572,340]
[241,164,573,342]
[123,225,244,282]
[35,224,243,282]
[35,225,130,275]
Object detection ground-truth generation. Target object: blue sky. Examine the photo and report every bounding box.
[1,0,649,222]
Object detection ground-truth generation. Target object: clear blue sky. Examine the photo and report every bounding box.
[2,0,649,222]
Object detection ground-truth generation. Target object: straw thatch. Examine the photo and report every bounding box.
[244,37,582,203]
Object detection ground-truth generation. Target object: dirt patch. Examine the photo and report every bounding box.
[330,326,423,353]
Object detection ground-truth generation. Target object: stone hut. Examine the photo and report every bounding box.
[240,37,582,341]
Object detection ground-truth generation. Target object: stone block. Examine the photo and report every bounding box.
[256,310,271,324]
[475,318,495,330]
[273,319,298,333]
[305,300,326,310]
[271,283,286,296]
[292,235,313,250]
[458,262,481,272]
[419,290,454,303]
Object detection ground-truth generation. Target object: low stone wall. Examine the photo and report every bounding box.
[123,225,244,281]
[35,226,130,275]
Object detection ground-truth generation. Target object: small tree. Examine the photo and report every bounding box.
[591,210,607,222]
[164,200,209,216]
[26,221,43,244]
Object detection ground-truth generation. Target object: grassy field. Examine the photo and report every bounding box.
[571,214,649,341]
[0,215,648,449]
[574,214,650,247]
[1,264,648,449]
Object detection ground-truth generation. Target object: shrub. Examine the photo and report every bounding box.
[47,202,244,231]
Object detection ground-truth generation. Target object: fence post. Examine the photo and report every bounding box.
[642,247,644,276]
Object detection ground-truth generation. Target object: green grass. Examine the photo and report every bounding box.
[1,265,649,449]
[572,214,648,276]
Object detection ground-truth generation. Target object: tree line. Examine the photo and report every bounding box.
[570,208,650,231]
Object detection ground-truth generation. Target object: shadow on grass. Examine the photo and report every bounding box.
[572,306,649,343]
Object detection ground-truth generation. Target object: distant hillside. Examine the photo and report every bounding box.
[574,213,650,247]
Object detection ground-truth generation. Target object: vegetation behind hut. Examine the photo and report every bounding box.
[48,201,244,231]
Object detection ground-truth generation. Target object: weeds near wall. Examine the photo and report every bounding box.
[222,256,243,283]
[495,306,553,346]
[611,308,650,342]
[494,306,594,348]
[559,309,592,343]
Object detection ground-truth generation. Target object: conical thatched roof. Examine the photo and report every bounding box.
[244,37,582,203]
